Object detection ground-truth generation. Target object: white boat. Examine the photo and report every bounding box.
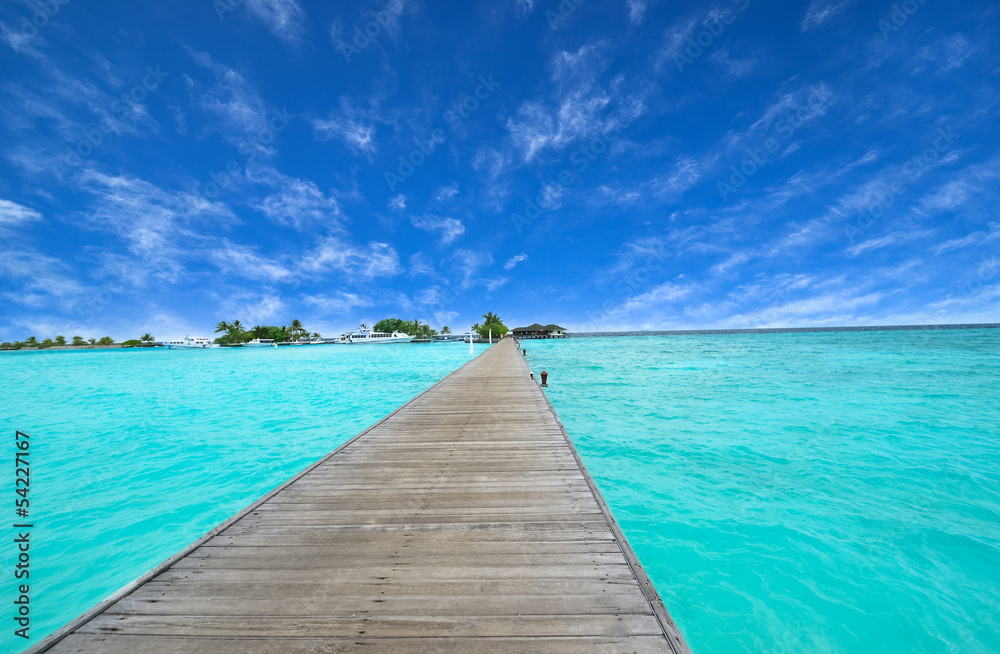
[243,338,274,347]
[338,326,414,344]
[163,336,218,349]
[434,333,471,342]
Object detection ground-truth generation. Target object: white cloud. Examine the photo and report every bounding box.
[245,0,306,44]
[212,242,297,282]
[248,167,341,230]
[301,237,402,278]
[214,237,403,282]
[388,194,406,210]
[216,290,287,325]
[0,198,42,227]
[708,48,759,78]
[451,249,494,288]
[434,183,459,202]
[513,0,534,18]
[411,215,465,245]
[800,0,853,31]
[627,0,646,25]
[710,252,751,277]
[504,253,528,270]
[408,252,435,275]
[79,171,235,281]
[304,292,373,314]
[186,48,278,153]
[932,223,1000,255]
[619,281,692,313]
[506,45,644,161]
[312,97,391,156]
[648,156,700,199]
[845,230,934,257]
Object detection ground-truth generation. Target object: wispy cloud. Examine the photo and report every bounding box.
[312,97,391,156]
[627,0,647,26]
[245,0,306,45]
[507,43,644,161]
[248,167,341,230]
[300,237,402,278]
[800,0,853,31]
[411,215,465,245]
[503,253,528,270]
[304,292,373,314]
[0,198,42,228]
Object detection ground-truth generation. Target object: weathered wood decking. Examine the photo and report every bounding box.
[31,338,689,653]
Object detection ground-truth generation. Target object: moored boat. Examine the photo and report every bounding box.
[338,326,414,344]
[163,336,218,349]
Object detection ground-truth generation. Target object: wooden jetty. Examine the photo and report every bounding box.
[31,338,689,653]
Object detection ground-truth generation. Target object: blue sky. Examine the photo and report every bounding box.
[1,0,998,340]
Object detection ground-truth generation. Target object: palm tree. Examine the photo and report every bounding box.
[441,326,450,334]
[55,335,67,346]
[311,332,321,339]
[25,336,37,346]
[215,321,231,333]
[289,319,304,339]
[482,311,500,325]
[229,320,245,334]
[140,333,154,343]
[251,325,269,338]
[87,338,96,345]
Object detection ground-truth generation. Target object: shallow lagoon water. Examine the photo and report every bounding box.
[0,343,475,652]
[2,330,999,653]
[529,329,1000,653]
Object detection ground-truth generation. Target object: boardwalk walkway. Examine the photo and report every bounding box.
[31,338,689,653]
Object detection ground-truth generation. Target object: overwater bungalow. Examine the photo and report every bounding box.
[511,323,568,339]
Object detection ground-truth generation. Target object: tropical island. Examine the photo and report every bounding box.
[0,334,156,350]
[0,312,512,350]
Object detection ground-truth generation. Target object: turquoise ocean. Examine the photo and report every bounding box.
[2,329,999,652]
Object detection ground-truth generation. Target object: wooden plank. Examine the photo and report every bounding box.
[49,634,676,653]
[29,338,689,654]
[79,613,664,638]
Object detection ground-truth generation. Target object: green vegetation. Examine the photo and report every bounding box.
[214,319,317,345]
[0,332,157,350]
[473,311,509,340]
[373,319,438,339]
